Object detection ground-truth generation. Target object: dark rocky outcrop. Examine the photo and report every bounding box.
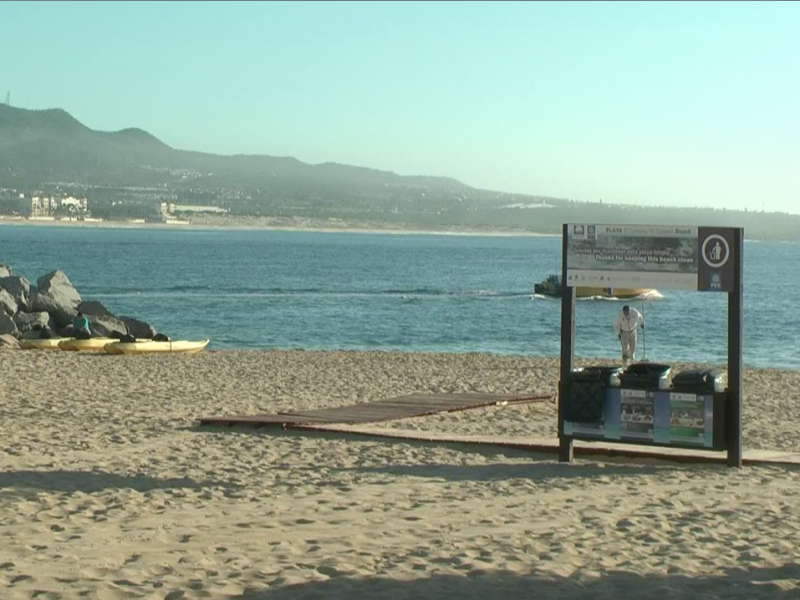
[77,300,114,317]
[32,270,82,327]
[20,326,59,340]
[120,316,157,339]
[13,311,53,334]
[0,275,32,312]
[0,288,17,316]
[0,313,19,337]
[86,313,128,338]
[1,263,161,345]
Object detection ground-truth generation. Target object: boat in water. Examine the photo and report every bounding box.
[533,274,653,299]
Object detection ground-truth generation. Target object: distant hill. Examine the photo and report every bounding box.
[2,103,800,240]
[0,104,466,192]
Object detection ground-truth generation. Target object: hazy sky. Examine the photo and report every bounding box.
[2,1,798,212]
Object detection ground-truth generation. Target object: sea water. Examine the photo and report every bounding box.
[1,225,797,369]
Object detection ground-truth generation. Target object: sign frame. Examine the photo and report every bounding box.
[557,224,744,467]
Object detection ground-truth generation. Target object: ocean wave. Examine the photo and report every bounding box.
[89,287,532,300]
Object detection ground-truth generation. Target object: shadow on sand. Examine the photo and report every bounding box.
[195,424,735,481]
[0,469,238,494]
[233,564,800,600]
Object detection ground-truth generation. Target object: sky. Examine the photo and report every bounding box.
[1,1,799,212]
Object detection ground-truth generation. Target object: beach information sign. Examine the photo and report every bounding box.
[558,222,744,467]
[565,224,737,292]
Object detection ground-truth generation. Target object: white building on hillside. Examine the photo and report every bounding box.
[60,196,89,212]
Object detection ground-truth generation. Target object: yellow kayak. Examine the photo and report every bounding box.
[58,337,118,352]
[104,339,210,355]
[20,338,71,350]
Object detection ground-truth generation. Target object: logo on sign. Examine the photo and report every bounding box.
[701,234,730,268]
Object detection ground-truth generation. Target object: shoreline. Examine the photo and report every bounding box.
[0,216,788,242]
[0,216,559,238]
[7,343,797,373]
[199,348,800,373]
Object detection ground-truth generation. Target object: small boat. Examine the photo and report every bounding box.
[104,339,210,355]
[20,337,71,350]
[58,337,118,352]
[534,274,653,299]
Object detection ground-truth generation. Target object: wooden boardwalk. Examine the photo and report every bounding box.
[198,391,800,467]
[289,424,800,467]
[198,392,554,427]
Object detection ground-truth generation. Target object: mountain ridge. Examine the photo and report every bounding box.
[2,103,800,241]
[0,103,462,188]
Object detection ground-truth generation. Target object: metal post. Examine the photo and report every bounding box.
[727,228,744,467]
[559,224,575,462]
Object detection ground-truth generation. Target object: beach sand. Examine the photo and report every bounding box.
[2,348,800,599]
[0,216,558,237]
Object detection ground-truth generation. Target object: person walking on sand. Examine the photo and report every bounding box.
[613,304,644,368]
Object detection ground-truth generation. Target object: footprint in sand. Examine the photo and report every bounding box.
[317,565,356,578]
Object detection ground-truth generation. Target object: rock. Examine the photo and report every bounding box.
[120,316,157,339]
[0,275,32,312]
[0,288,17,316]
[33,271,82,327]
[77,300,114,317]
[21,326,60,340]
[87,313,128,338]
[0,313,19,337]
[13,311,53,334]
[0,333,20,349]
[0,264,11,278]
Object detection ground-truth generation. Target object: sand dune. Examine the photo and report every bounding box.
[1,348,800,599]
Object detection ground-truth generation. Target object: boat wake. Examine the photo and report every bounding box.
[578,290,664,301]
[531,290,664,301]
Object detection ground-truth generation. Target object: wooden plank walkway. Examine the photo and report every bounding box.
[288,424,800,467]
[198,392,554,427]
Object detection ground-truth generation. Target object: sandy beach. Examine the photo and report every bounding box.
[2,348,800,599]
[0,215,559,238]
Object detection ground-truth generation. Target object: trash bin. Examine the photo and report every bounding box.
[671,368,727,393]
[619,363,672,390]
[670,368,729,450]
[564,366,622,422]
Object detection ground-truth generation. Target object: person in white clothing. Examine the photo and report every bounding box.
[613,305,644,368]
